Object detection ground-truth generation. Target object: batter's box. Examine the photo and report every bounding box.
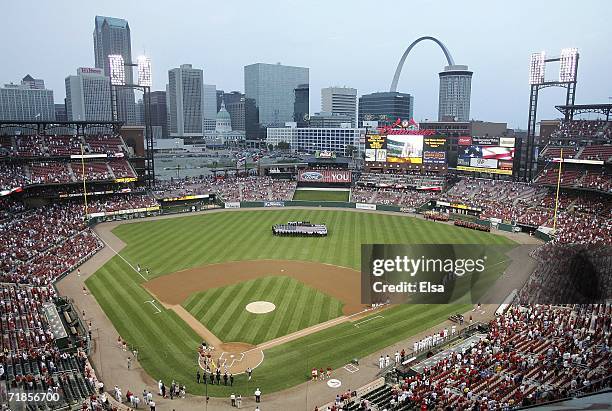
[343,364,359,373]
[219,351,245,369]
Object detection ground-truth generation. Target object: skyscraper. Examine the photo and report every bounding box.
[438,65,472,122]
[149,91,168,139]
[244,63,309,131]
[93,15,136,124]
[223,91,246,131]
[0,75,55,121]
[202,84,217,132]
[167,64,204,137]
[64,67,112,121]
[358,92,414,126]
[294,84,309,127]
[321,87,357,126]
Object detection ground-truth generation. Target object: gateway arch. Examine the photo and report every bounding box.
[389,36,471,121]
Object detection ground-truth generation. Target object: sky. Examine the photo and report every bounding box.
[2,0,611,129]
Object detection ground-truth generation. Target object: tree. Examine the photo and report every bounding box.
[277,141,290,150]
[345,144,357,158]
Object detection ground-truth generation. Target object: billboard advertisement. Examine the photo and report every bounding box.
[386,135,423,164]
[365,134,387,162]
[298,169,352,183]
[458,136,473,146]
[423,136,447,164]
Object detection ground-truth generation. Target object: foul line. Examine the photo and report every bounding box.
[96,234,147,281]
[145,300,162,314]
[354,315,384,328]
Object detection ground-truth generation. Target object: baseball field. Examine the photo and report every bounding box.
[85,208,514,396]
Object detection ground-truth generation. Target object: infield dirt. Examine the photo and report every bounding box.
[144,259,364,315]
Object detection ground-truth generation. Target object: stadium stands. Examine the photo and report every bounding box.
[341,304,610,411]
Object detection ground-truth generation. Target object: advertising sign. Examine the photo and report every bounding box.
[356,203,376,210]
[224,202,241,209]
[298,170,352,183]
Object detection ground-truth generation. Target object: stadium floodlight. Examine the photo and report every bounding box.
[109,55,126,86]
[137,55,152,87]
[559,48,578,82]
[529,51,546,85]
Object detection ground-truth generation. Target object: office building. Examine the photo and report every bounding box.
[321,87,357,126]
[244,62,309,131]
[267,124,364,154]
[93,15,136,124]
[202,84,217,132]
[438,65,472,122]
[64,67,112,121]
[294,83,309,127]
[358,92,414,126]
[223,91,246,131]
[167,64,204,137]
[308,112,353,128]
[55,103,67,121]
[0,75,55,121]
[149,91,168,138]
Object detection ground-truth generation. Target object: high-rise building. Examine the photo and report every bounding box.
[321,87,357,126]
[438,65,472,122]
[167,64,204,137]
[244,63,309,132]
[294,84,309,127]
[93,15,136,124]
[216,89,225,113]
[358,92,414,126]
[267,124,364,154]
[150,91,168,139]
[223,91,246,131]
[0,75,55,121]
[65,67,112,121]
[202,84,217,132]
[55,103,67,121]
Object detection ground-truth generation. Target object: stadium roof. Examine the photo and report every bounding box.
[555,103,612,119]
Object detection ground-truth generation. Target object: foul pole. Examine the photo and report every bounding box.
[552,148,563,231]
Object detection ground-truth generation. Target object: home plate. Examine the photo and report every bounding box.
[343,364,359,373]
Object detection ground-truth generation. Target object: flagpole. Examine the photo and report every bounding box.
[80,143,89,220]
[552,148,563,231]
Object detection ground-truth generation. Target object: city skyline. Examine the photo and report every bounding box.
[2,0,611,129]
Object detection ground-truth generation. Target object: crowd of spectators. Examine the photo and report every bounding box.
[0,284,96,408]
[153,175,297,202]
[353,304,611,411]
[1,134,127,158]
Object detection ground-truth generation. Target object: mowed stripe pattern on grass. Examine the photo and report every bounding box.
[112,209,512,278]
[88,209,514,396]
[183,276,343,345]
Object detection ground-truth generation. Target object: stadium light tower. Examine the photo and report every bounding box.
[137,55,152,87]
[108,54,155,188]
[524,48,579,181]
[109,55,126,86]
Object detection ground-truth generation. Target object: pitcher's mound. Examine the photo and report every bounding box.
[246,301,276,314]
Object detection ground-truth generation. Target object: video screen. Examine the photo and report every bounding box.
[457,141,516,175]
[386,135,423,164]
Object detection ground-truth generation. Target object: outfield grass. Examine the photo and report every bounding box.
[292,189,349,201]
[87,209,514,396]
[183,276,343,345]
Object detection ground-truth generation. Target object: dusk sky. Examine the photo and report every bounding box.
[2,0,611,129]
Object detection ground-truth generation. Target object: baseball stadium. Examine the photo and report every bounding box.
[1,19,611,411]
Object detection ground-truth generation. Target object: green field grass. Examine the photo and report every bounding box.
[183,276,343,345]
[292,189,349,201]
[86,209,514,396]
